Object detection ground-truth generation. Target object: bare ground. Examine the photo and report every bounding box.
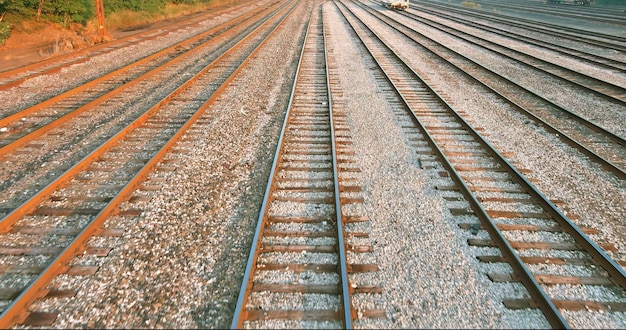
[0,17,186,71]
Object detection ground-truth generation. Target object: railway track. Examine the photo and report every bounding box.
[414,0,626,44]
[336,0,625,327]
[0,0,284,126]
[468,0,626,26]
[0,0,622,328]
[356,0,626,178]
[0,1,266,89]
[231,3,384,328]
[399,1,626,72]
[389,1,626,105]
[0,0,299,326]
[0,0,291,215]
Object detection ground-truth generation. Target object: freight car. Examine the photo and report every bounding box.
[382,0,410,10]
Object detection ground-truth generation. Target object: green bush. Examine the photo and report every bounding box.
[0,21,11,45]
[2,0,38,20]
[42,0,93,26]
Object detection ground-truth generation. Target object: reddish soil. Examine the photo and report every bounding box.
[0,17,205,72]
[0,20,146,72]
[0,21,104,71]
[0,6,232,72]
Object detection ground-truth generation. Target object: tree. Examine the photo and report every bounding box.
[96,0,105,40]
[37,0,44,20]
[50,0,93,25]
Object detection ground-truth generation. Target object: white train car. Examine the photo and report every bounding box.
[382,0,410,10]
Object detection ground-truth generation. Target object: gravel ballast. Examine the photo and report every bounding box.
[3,0,625,328]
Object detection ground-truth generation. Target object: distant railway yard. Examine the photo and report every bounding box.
[0,0,624,328]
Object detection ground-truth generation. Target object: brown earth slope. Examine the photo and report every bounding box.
[0,18,179,71]
[0,21,107,71]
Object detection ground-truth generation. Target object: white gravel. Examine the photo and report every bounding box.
[2,0,624,329]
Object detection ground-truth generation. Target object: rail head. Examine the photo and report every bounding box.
[230,3,312,329]
[322,5,354,328]
[333,1,570,327]
[0,0,300,327]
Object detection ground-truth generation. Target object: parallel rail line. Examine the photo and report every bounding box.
[0,1,292,218]
[337,1,625,328]
[356,0,626,179]
[0,0,299,326]
[464,0,626,26]
[0,1,266,89]
[231,4,383,328]
[389,1,626,105]
[0,0,283,129]
[412,0,626,48]
[398,1,626,72]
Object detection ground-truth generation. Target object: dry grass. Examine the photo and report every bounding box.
[103,0,240,31]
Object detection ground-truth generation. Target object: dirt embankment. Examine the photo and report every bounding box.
[0,6,224,71]
[0,21,109,71]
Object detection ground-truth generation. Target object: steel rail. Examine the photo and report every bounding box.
[454,0,626,26]
[0,0,298,326]
[232,4,354,327]
[230,8,313,329]
[394,2,626,71]
[478,0,622,16]
[355,2,626,178]
[0,0,294,235]
[0,0,283,134]
[390,1,626,105]
[408,0,626,49]
[322,6,354,328]
[338,0,625,327]
[337,1,569,326]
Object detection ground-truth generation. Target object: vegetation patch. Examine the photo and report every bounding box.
[0,0,229,45]
[106,2,212,30]
[0,20,10,45]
